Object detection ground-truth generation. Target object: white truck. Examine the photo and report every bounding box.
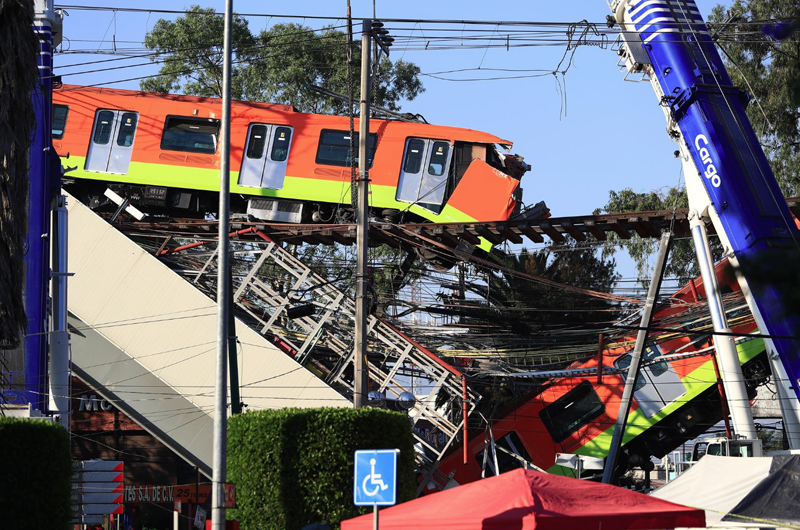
[691,436,763,461]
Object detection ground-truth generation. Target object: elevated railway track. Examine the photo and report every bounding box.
[110,197,800,249]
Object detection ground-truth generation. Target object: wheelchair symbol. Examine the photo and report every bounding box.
[361,458,389,497]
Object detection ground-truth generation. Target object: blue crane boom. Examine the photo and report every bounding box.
[607,0,800,444]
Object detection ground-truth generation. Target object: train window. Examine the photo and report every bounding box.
[427,142,450,176]
[475,431,533,476]
[161,116,220,154]
[403,139,426,173]
[246,125,268,159]
[455,143,487,181]
[316,129,377,168]
[637,344,669,377]
[539,380,605,444]
[648,359,669,378]
[116,113,138,147]
[614,355,648,392]
[271,127,292,162]
[52,104,69,139]
[93,110,115,145]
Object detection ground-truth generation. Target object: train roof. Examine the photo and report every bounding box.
[59,84,296,113]
[57,84,513,148]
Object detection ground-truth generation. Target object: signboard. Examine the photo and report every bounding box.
[72,460,124,521]
[194,506,207,529]
[73,514,104,525]
[80,503,125,515]
[77,470,124,483]
[353,449,399,506]
[124,484,212,504]
[79,460,125,472]
[72,490,124,505]
[223,483,236,508]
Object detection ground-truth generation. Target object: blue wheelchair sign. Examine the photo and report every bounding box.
[354,449,399,506]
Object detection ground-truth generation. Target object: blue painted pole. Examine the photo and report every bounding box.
[23,1,57,412]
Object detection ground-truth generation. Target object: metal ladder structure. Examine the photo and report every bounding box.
[152,228,481,492]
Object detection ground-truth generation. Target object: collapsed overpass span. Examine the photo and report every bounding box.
[65,192,350,476]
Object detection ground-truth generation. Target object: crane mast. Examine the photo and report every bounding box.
[607,0,800,447]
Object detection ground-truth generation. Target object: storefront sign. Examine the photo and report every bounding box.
[124,484,211,504]
[79,394,114,412]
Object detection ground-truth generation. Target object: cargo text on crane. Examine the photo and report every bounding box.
[694,135,721,188]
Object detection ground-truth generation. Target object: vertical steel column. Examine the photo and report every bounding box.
[49,195,69,427]
[228,271,241,415]
[24,0,57,412]
[354,20,372,408]
[212,0,233,526]
[603,232,671,484]
[690,213,757,439]
[462,376,468,465]
[596,333,604,385]
[711,355,733,439]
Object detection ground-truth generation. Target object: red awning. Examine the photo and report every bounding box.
[341,469,705,530]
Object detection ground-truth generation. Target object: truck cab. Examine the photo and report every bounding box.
[691,436,763,462]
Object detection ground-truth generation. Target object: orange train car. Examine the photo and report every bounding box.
[52,85,529,235]
[431,261,770,488]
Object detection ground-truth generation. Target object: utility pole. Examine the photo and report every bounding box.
[602,232,671,484]
[354,20,392,408]
[212,0,233,527]
[353,20,372,409]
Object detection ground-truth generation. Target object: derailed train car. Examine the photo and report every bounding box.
[52,85,528,233]
[434,261,770,487]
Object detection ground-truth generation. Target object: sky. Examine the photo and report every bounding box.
[53,0,732,279]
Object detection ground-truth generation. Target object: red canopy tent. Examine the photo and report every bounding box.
[341,469,705,530]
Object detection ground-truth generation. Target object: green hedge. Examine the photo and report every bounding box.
[227,407,416,530]
[0,417,72,529]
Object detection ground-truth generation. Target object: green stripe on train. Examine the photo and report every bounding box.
[546,337,765,475]
[64,156,480,227]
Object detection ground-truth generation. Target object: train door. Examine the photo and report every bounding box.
[238,123,293,189]
[85,109,139,174]
[396,138,453,208]
[615,344,687,418]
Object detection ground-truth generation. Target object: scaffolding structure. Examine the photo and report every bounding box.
[154,230,480,492]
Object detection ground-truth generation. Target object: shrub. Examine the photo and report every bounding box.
[227,407,416,530]
[0,417,72,528]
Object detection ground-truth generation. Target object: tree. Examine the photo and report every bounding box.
[594,187,717,282]
[140,7,254,98]
[600,0,799,279]
[471,240,621,333]
[0,0,38,347]
[142,7,424,113]
[710,0,800,195]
